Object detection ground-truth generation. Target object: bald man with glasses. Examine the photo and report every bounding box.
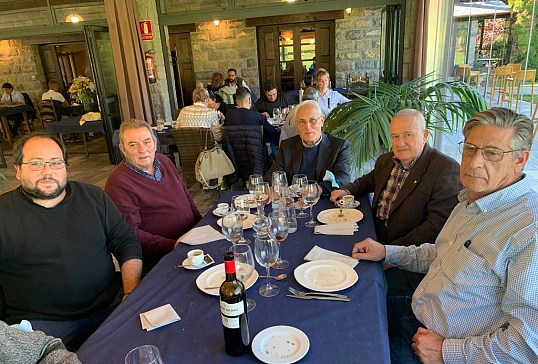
[264,100,351,193]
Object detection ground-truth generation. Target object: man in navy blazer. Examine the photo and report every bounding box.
[331,109,462,295]
[265,100,351,193]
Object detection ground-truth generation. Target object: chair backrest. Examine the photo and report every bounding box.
[21,92,37,119]
[223,125,268,185]
[171,127,215,182]
[506,63,522,72]
[36,99,58,124]
[346,76,369,96]
[514,69,536,82]
[493,66,513,77]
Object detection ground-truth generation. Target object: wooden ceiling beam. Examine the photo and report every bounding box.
[245,10,345,27]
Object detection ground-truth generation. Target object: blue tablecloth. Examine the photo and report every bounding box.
[77,194,390,363]
[44,116,105,135]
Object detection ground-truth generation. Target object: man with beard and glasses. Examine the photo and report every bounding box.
[0,133,143,351]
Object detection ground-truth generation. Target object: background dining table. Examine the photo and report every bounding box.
[77,193,390,363]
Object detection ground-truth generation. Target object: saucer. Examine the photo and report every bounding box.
[338,200,360,209]
[212,208,229,217]
[181,258,207,270]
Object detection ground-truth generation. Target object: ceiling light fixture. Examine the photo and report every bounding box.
[66,11,83,23]
[214,19,220,27]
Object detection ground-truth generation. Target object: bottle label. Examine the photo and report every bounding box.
[224,260,236,274]
[221,314,240,329]
[220,301,244,316]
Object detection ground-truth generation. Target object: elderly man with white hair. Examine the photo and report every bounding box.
[331,109,462,296]
[264,100,351,193]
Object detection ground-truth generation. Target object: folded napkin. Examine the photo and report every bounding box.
[139,304,180,331]
[9,320,33,332]
[323,170,340,188]
[177,225,225,246]
[314,222,357,236]
[304,245,359,268]
[79,112,101,126]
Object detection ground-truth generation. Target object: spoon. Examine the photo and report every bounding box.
[258,273,287,280]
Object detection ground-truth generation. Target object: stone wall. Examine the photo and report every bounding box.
[190,20,260,96]
[335,7,382,87]
[0,40,47,103]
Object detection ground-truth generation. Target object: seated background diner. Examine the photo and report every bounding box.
[315,68,350,112]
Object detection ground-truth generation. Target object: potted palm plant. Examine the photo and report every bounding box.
[324,73,487,172]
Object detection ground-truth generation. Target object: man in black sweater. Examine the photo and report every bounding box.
[252,79,295,119]
[0,133,143,351]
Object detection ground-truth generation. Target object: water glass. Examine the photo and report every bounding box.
[248,174,263,195]
[232,196,251,244]
[253,182,271,216]
[125,345,164,364]
[221,212,243,244]
[280,197,297,233]
[268,211,289,269]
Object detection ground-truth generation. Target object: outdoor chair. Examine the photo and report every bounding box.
[171,127,215,184]
[489,66,513,107]
[503,69,536,112]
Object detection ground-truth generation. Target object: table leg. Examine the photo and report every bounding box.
[21,111,31,134]
[0,116,13,144]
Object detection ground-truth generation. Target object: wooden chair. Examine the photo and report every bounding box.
[36,98,59,127]
[506,63,521,76]
[503,69,536,111]
[489,66,513,107]
[170,127,215,184]
[346,76,369,97]
[21,92,37,133]
[454,64,482,88]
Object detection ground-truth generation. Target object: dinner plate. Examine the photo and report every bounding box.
[196,263,258,296]
[317,208,364,224]
[217,214,257,229]
[252,326,310,364]
[294,259,358,292]
[235,194,257,209]
[337,200,361,209]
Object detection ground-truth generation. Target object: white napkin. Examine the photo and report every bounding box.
[314,222,357,235]
[79,112,101,126]
[139,304,181,331]
[304,245,359,268]
[177,225,225,245]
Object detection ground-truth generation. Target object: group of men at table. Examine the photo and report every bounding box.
[1,80,82,139]
[0,101,537,363]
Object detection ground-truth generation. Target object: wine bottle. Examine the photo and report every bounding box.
[220,252,250,356]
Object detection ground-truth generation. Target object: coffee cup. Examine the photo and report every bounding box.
[187,249,205,266]
[217,203,229,214]
[341,195,355,207]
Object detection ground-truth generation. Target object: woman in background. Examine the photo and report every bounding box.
[207,72,224,93]
[315,68,349,111]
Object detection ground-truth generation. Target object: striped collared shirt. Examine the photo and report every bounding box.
[124,158,162,181]
[386,175,538,363]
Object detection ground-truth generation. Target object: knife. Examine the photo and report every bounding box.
[286,294,351,302]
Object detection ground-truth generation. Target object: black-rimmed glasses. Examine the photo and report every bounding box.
[21,160,66,171]
[458,141,519,162]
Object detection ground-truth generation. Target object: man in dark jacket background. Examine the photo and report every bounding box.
[331,109,462,296]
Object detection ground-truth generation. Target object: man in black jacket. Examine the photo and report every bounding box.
[252,79,295,119]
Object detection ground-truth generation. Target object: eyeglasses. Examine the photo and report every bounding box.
[21,160,66,171]
[458,141,519,162]
[297,115,322,127]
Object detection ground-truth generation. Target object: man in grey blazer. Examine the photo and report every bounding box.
[265,100,351,193]
[331,109,462,295]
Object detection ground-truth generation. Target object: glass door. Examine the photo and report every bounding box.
[278,27,316,92]
[279,29,295,92]
[83,25,121,164]
[300,29,316,87]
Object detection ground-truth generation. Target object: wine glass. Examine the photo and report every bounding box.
[301,180,321,227]
[291,174,308,218]
[125,345,164,364]
[272,171,288,209]
[254,230,280,297]
[221,212,243,244]
[268,211,289,269]
[253,182,271,216]
[232,196,251,245]
[252,214,269,239]
[228,244,256,311]
[248,174,263,196]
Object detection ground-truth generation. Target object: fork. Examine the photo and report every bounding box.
[288,287,348,299]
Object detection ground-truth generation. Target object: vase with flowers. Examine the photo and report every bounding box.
[69,76,96,112]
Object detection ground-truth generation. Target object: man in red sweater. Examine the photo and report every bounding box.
[105,119,202,272]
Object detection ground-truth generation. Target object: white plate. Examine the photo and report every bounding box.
[196,263,258,296]
[294,259,358,292]
[217,214,257,229]
[337,200,361,209]
[235,194,257,209]
[252,326,310,364]
[317,208,364,224]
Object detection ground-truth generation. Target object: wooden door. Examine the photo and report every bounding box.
[315,22,334,85]
[174,33,196,108]
[257,26,279,92]
[39,45,65,93]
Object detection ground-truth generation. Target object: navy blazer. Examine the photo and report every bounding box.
[265,132,351,192]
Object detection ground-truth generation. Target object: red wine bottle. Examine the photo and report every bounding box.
[220,251,250,356]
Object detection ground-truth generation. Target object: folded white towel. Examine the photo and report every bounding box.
[177,225,224,246]
[314,222,357,235]
[79,112,101,126]
[304,245,359,268]
[139,304,180,331]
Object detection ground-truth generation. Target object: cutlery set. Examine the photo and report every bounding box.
[203,286,350,301]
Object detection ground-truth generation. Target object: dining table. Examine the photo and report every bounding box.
[76,193,390,364]
[0,104,34,143]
